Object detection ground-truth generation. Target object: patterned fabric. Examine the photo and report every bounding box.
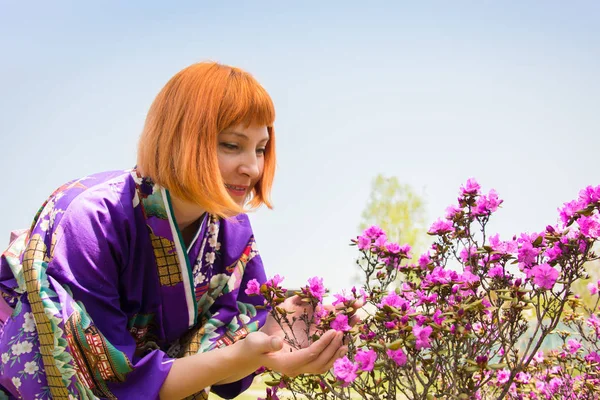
[0,169,268,399]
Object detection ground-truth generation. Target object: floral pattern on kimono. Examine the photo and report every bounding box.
[0,169,268,400]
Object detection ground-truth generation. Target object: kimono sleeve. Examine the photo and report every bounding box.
[210,252,268,399]
[44,193,173,399]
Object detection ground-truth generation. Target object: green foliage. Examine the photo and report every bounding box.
[359,174,427,261]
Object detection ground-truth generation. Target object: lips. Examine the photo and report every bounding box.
[225,183,248,196]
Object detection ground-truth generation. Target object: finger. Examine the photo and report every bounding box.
[303,331,344,374]
[321,344,348,372]
[349,314,362,327]
[245,332,284,354]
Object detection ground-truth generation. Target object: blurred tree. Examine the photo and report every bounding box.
[359,174,428,262]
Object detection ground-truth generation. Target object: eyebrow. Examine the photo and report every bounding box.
[221,131,269,142]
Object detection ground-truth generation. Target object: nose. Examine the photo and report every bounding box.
[239,152,261,180]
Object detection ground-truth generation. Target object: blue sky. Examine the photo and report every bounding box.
[1,1,598,292]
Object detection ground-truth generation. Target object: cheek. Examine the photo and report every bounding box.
[217,153,234,177]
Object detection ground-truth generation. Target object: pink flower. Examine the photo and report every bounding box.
[585,352,600,364]
[332,290,353,307]
[473,190,503,215]
[333,356,358,383]
[314,307,329,324]
[374,235,387,248]
[567,339,581,354]
[307,276,326,301]
[548,377,563,392]
[489,234,518,254]
[515,372,531,384]
[460,269,480,285]
[355,349,377,372]
[558,199,585,226]
[577,215,600,239]
[418,253,431,269]
[579,185,600,205]
[496,369,510,384]
[459,246,477,263]
[386,348,407,366]
[432,309,445,325]
[398,244,412,258]
[357,235,371,250]
[488,266,505,279]
[379,292,409,311]
[364,225,386,240]
[588,281,599,296]
[460,178,481,196]
[385,242,401,254]
[428,218,455,235]
[412,325,433,350]
[517,241,540,266]
[245,279,261,296]
[544,245,563,262]
[533,350,544,364]
[531,263,559,290]
[445,205,462,219]
[267,274,285,288]
[587,314,600,335]
[331,314,351,332]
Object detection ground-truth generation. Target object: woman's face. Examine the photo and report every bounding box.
[217,124,269,206]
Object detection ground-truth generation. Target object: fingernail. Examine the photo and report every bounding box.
[271,337,281,350]
[339,349,347,357]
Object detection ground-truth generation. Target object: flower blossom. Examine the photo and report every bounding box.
[559,199,585,226]
[355,349,377,372]
[418,253,431,269]
[428,218,455,235]
[379,292,409,311]
[267,274,284,288]
[386,348,407,366]
[460,178,481,196]
[357,235,371,250]
[333,356,359,383]
[331,314,351,332]
[473,189,503,215]
[412,324,433,350]
[530,263,559,290]
[245,279,261,296]
[577,215,600,239]
[488,266,505,279]
[496,369,510,384]
[578,185,600,206]
[567,339,581,354]
[364,225,386,240]
[307,276,326,301]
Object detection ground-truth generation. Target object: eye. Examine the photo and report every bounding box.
[220,142,239,151]
[256,148,266,156]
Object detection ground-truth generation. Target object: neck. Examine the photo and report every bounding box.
[169,194,206,232]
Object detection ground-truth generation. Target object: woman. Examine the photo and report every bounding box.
[0,62,347,399]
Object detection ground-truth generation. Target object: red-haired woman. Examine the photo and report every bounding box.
[0,62,347,399]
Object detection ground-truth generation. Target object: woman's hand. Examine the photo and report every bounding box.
[243,330,345,377]
[261,295,363,348]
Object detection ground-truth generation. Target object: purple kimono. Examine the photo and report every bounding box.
[0,169,268,399]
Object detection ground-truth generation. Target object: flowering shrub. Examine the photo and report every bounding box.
[252,180,600,399]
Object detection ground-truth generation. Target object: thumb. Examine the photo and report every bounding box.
[246,332,283,354]
[267,336,284,352]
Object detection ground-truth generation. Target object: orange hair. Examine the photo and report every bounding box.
[137,62,276,218]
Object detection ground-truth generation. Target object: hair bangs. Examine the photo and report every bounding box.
[217,70,275,132]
